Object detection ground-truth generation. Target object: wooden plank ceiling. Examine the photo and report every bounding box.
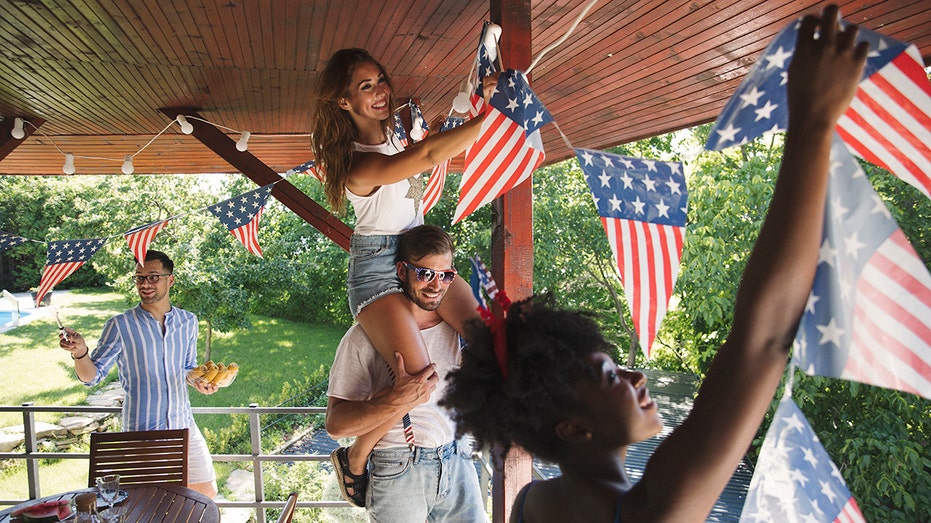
[1,0,930,177]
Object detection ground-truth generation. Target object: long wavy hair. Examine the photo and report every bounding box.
[311,48,395,214]
[441,294,616,462]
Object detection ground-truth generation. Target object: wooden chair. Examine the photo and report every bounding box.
[276,492,298,523]
[88,428,189,487]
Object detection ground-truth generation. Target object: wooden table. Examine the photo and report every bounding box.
[0,484,219,523]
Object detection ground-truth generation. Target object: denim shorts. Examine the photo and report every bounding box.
[366,440,487,522]
[347,234,404,317]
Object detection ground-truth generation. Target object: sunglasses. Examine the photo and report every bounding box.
[133,274,172,285]
[402,261,457,284]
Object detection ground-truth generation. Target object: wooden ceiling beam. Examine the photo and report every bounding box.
[0,117,45,164]
[158,108,352,252]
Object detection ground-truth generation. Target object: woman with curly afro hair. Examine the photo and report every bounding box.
[442,6,868,522]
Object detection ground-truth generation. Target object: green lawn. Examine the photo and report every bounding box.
[1,288,348,500]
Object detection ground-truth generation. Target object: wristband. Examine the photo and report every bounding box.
[71,348,89,360]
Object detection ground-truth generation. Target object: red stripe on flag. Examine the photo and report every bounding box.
[847,230,931,397]
[35,261,84,306]
[231,207,265,258]
[838,52,931,199]
[602,218,684,358]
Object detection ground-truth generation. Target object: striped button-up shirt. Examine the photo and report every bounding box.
[83,305,199,431]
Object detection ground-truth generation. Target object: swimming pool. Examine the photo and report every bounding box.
[0,309,34,333]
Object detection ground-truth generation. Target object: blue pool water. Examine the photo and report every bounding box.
[0,309,33,330]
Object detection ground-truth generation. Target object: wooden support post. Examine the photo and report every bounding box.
[489,0,534,522]
[158,108,353,252]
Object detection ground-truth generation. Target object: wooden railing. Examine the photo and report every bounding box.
[0,403,507,523]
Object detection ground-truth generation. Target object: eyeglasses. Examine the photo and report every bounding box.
[133,274,172,285]
[402,262,457,284]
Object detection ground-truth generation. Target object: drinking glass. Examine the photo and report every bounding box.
[100,506,127,522]
[95,474,120,512]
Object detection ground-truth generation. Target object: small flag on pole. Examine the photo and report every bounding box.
[124,219,170,266]
[34,238,107,306]
[208,184,275,258]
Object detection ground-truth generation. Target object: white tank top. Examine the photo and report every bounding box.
[347,134,424,235]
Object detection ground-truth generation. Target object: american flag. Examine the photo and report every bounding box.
[0,231,27,253]
[124,219,170,267]
[470,22,499,117]
[793,137,931,399]
[208,184,274,258]
[577,148,687,359]
[408,99,429,142]
[422,116,465,215]
[454,69,552,223]
[469,255,498,309]
[739,396,865,523]
[705,16,931,200]
[288,159,322,182]
[393,112,409,148]
[34,238,107,307]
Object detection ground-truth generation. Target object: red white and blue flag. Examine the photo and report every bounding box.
[393,112,409,148]
[423,116,465,215]
[469,22,499,117]
[706,16,931,200]
[739,396,865,523]
[793,137,931,399]
[34,238,107,307]
[208,184,274,258]
[289,159,322,182]
[124,219,170,267]
[454,69,552,223]
[0,231,27,253]
[577,149,687,358]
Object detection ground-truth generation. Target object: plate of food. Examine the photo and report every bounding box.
[186,361,239,387]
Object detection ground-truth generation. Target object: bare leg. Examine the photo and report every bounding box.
[336,293,430,492]
[188,480,217,499]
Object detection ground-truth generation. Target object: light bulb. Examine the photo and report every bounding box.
[483,23,502,62]
[121,155,134,175]
[410,120,424,141]
[63,153,76,175]
[236,131,250,152]
[452,79,473,113]
[11,117,25,139]
[176,115,194,134]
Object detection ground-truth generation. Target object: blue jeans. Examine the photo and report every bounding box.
[367,440,487,522]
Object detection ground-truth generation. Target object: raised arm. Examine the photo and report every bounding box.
[626,6,869,520]
[347,75,498,192]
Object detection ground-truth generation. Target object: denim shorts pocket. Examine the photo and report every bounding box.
[369,453,413,480]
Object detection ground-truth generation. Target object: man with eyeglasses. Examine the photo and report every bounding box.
[326,225,486,521]
[59,250,218,498]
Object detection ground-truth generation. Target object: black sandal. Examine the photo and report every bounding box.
[331,446,367,508]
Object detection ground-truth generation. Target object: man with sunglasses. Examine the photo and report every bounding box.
[59,250,218,498]
[326,225,486,521]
